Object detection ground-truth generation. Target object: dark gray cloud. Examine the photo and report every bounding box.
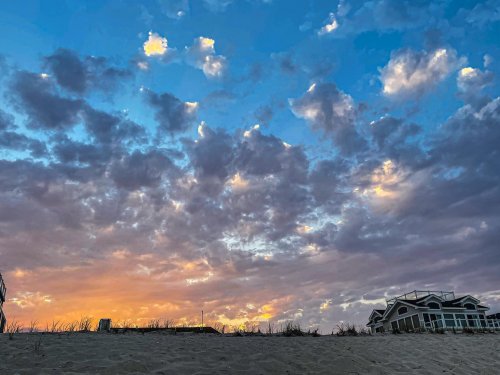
[82,107,146,145]
[0,130,47,157]
[52,136,112,167]
[9,71,85,130]
[368,116,423,166]
[44,48,132,94]
[0,109,14,131]
[110,149,177,190]
[144,89,198,134]
[290,83,367,155]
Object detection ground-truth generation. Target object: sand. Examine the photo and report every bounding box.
[1,332,499,374]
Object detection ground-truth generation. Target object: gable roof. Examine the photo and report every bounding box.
[367,309,386,325]
[368,309,385,321]
[448,295,480,305]
[382,299,427,321]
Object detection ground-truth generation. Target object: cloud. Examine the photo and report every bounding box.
[368,116,422,166]
[158,0,189,19]
[483,54,493,68]
[82,107,146,145]
[457,67,494,98]
[185,37,227,78]
[110,150,177,190]
[461,0,500,28]
[202,0,233,12]
[290,83,366,154]
[318,13,338,36]
[9,71,85,130]
[143,31,169,57]
[144,89,198,134]
[320,0,447,38]
[0,129,47,158]
[380,48,465,98]
[2,46,500,331]
[44,48,131,94]
[0,109,15,131]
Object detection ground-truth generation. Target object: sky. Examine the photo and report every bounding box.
[1,0,500,331]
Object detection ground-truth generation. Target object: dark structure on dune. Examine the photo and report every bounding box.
[0,272,6,333]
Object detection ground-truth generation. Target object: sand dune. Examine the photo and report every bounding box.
[1,332,499,374]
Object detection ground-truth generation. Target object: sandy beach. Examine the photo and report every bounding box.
[1,332,499,374]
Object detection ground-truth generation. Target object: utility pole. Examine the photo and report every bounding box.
[201,310,204,328]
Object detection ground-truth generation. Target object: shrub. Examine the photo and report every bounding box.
[282,322,304,337]
[7,320,22,340]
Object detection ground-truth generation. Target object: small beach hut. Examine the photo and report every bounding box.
[98,318,112,332]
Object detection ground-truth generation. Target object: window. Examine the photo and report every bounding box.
[398,306,408,315]
[467,314,476,327]
[464,303,476,310]
[399,318,407,331]
[456,314,467,328]
[445,319,456,327]
[412,315,421,329]
[423,313,430,323]
[427,302,440,309]
[391,321,398,331]
[404,317,413,331]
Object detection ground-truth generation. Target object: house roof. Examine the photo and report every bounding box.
[367,309,386,326]
[390,294,486,309]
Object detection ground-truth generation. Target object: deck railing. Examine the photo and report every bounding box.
[0,273,6,303]
[386,290,455,306]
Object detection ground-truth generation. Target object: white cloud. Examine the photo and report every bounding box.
[318,13,338,36]
[185,37,227,78]
[143,31,168,57]
[483,54,493,68]
[203,0,233,12]
[457,67,494,94]
[380,48,465,98]
[137,61,149,70]
[159,0,189,19]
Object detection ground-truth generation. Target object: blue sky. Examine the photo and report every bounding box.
[1,0,500,329]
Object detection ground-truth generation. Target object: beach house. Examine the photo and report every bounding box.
[0,272,6,333]
[367,290,497,333]
[486,313,500,328]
